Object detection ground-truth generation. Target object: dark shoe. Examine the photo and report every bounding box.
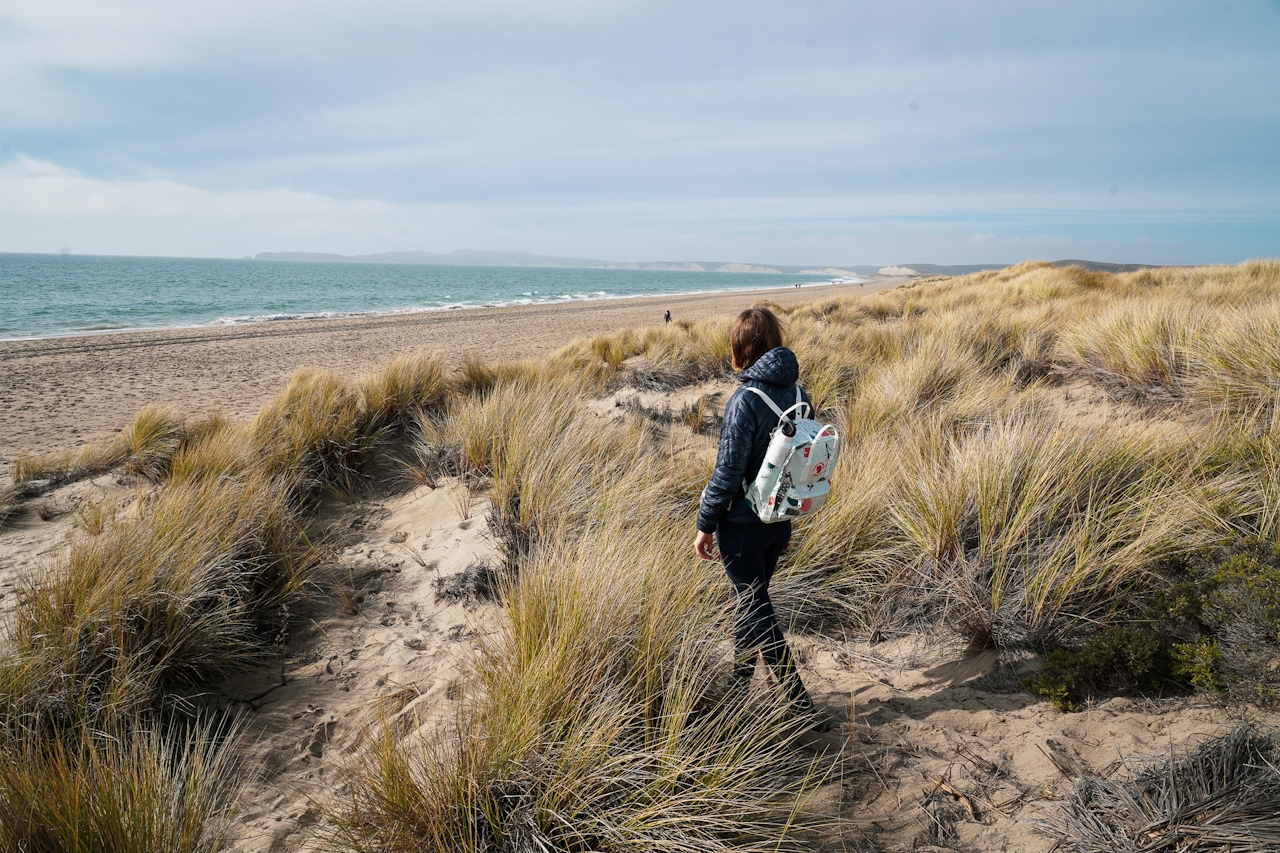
[785,696,839,733]
[724,673,753,706]
[800,705,838,733]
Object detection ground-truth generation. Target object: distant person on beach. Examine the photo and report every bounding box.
[694,307,832,731]
[664,309,671,324]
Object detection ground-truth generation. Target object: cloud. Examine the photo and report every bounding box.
[0,155,457,256]
[2,154,1274,265]
[0,1,1277,261]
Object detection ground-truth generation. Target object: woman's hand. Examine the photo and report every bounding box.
[694,530,717,561]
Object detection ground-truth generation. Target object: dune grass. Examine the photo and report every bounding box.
[753,261,1280,651]
[10,407,228,491]
[73,496,116,536]
[884,417,1216,646]
[12,438,128,488]
[0,719,242,853]
[336,385,822,851]
[0,353,456,851]
[0,353,457,736]
[0,483,17,527]
[333,532,823,852]
[550,316,735,390]
[2,474,310,733]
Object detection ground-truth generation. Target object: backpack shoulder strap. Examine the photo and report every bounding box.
[745,386,808,422]
[744,386,785,418]
[795,387,809,419]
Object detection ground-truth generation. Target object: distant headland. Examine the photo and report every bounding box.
[253,249,1157,277]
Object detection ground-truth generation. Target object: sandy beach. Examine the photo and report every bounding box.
[0,278,903,464]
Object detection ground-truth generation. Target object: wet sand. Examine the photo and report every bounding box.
[0,278,905,462]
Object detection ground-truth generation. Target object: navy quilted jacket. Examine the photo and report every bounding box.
[697,346,813,533]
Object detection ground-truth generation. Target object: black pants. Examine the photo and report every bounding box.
[716,520,812,708]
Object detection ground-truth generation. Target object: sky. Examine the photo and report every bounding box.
[0,0,1277,266]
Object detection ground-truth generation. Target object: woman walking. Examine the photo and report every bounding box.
[694,307,832,730]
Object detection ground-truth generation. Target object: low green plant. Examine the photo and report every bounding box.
[1171,639,1223,693]
[1152,541,1280,702]
[1028,627,1174,712]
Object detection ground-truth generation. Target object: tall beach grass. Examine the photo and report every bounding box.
[0,352,456,850]
[336,385,823,851]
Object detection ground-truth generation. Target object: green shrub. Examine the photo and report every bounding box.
[1028,627,1173,712]
[1171,639,1223,693]
[1152,540,1280,702]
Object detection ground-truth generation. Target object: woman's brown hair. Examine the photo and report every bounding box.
[731,307,785,371]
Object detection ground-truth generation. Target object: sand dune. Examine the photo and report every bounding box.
[7,269,1274,851]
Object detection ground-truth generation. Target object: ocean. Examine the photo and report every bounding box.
[0,253,843,341]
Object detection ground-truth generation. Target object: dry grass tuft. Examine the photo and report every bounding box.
[0,482,18,526]
[1059,302,1201,394]
[13,438,128,489]
[1043,724,1280,852]
[359,351,448,431]
[885,417,1211,647]
[453,353,548,397]
[553,315,734,390]
[10,409,233,490]
[119,406,187,480]
[679,394,712,434]
[0,719,243,853]
[337,374,827,850]
[2,474,310,730]
[332,486,822,852]
[73,498,116,536]
[166,421,255,485]
[251,368,384,499]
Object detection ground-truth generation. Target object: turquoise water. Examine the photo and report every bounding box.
[0,253,837,341]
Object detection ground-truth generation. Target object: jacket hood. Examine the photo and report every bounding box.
[739,346,799,387]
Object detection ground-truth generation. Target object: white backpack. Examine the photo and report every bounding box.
[742,387,840,524]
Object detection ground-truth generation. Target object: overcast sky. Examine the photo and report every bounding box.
[1,0,1276,265]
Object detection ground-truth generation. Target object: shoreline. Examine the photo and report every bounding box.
[0,278,907,463]
[0,262,857,344]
